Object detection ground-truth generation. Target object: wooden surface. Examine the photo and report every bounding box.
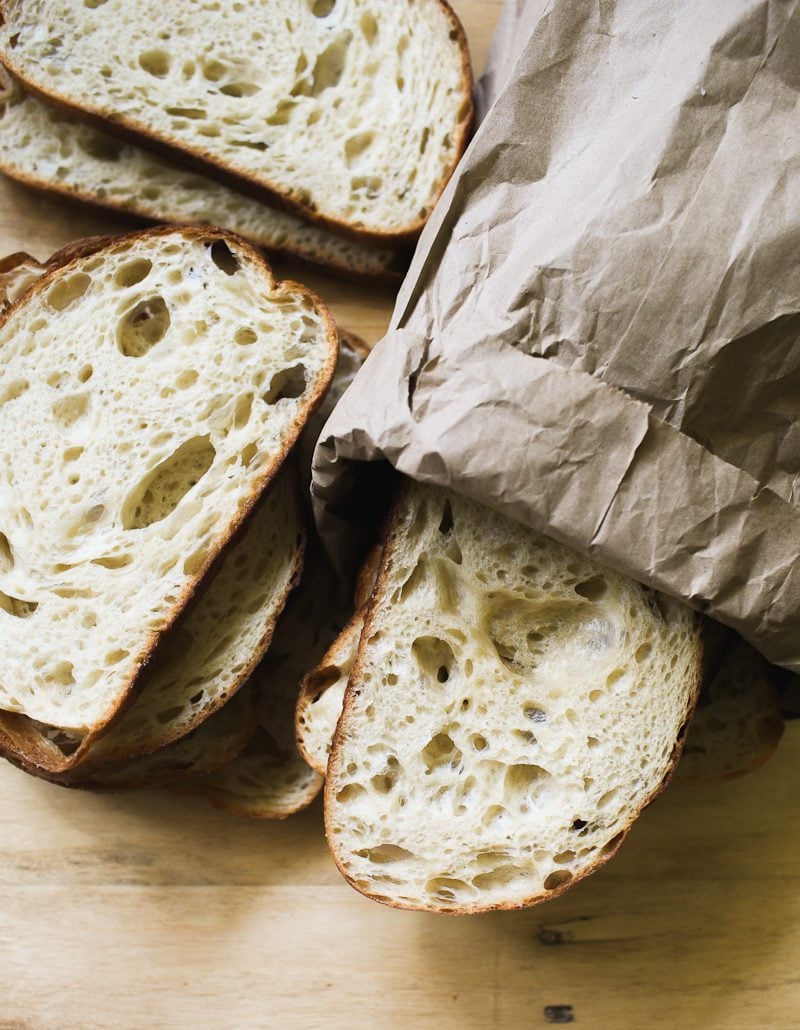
[2,3,800,1028]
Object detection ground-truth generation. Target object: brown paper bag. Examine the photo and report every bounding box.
[313,0,800,673]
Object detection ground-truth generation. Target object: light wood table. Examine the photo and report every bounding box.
[2,4,799,1027]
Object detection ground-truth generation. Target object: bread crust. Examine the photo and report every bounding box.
[324,484,704,915]
[0,1,475,244]
[0,682,258,792]
[0,225,338,772]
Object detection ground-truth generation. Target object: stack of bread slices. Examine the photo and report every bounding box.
[0,0,474,281]
[0,225,374,817]
[0,0,787,915]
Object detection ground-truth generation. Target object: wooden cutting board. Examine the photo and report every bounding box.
[2,4,799,1027]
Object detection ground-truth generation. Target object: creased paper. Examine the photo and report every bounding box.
[313,0,800,672]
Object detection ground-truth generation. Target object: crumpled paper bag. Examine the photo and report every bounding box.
[312,0,800,673]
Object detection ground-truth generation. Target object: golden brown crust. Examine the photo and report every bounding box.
[0,1,474,244]
[0,225,338,774]
[0,686,258,792]
[323,485,704,915]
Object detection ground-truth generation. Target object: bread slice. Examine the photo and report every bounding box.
[175,551,341,818]
[0,225,337,742]
[296,540,379,774]
[0,463,305,774]
[1,679,257,791]
[325,482,702,913]
[0,0,473,241]
[182,670,323,820]
[172,330,370,816]
[676,626,784,784]
[0,74,406,282]
[296,611,363,775]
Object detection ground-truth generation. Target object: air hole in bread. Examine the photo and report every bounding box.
[263,363,307,403]
[371,756,400,794]
[0,380,29,407]
[115,259,153,288]
[48,273,91,312]
[0,533,13,574]
[77,133,123,162]
[355,843,413,864]
[635,642,652,662]
[183,543,212,577]
[240,442,258,467]
[233,393,253,428]
[312,0,336,15]
[0,591,37,618]
[122,436,215,530]
[166,106,207,120]
[470,733,487,751]
[209,239,240,275]
[52,392,90,427]
[336,783,365,803]
[76,364,93,384]
[543,870,573,891]
[345,131,374,167]
[504,763,550,805]
[310,37,350,96]
[84,0,109,7]
[575,576,608,601]
[411,635,455,684]
[139,49,170,78]
[421,732,461,773]
[202,59,226,82]
[117,296,171,357]
[220,82,260,98]
[426,877,469,902]
[522,703,546,723]
[235,327,257,346]
[360,11,378,44]
[91,554,132,569]
[473,866,519,891]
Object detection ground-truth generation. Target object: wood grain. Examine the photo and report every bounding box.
[2,3,798,1028]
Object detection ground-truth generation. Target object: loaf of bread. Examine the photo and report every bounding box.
[325,482,702,913]
[0,226,336,756]
[0,0,473,240]
[0,73,406,282]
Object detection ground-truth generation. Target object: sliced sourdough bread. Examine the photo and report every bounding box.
[0,0,473,241]
[1,680,257,791]
[0,464,306,774]
[0,226,337,742]
[0,74,406,282]
[296,540,379,774]
[178,330,370,816]
[325,482,702,913]
[296,610,363,775]
[676,627,784,785]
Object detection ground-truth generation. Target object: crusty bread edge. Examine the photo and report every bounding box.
[0,224,338,768]
[323,484,704,915]
[0,684,259,792]
[0,1,474,244]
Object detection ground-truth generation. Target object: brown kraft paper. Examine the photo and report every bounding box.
[312,0,800,673]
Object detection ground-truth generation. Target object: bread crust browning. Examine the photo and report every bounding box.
[0,1,475,244]
[0,226,338,773]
